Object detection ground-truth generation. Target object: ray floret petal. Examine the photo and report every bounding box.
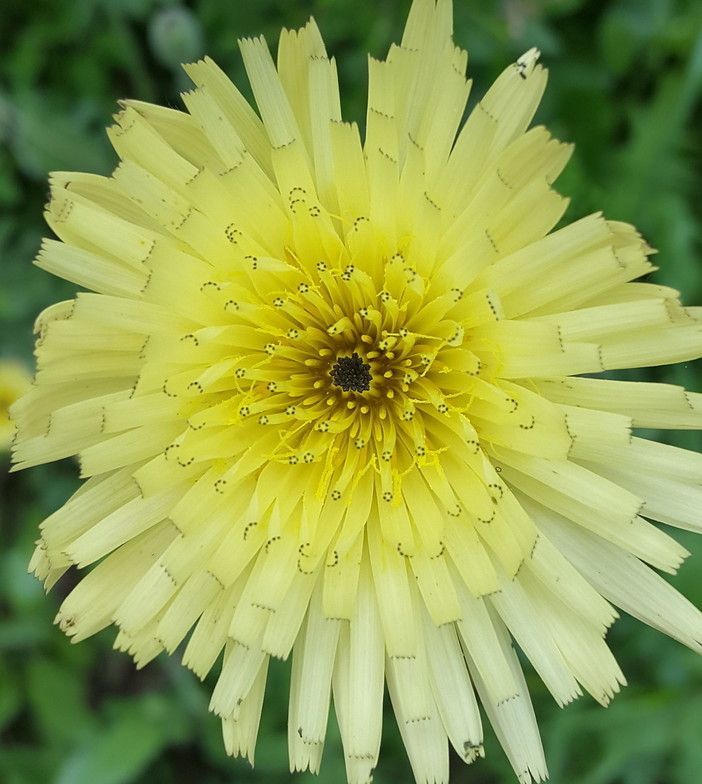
[11,1,702,782]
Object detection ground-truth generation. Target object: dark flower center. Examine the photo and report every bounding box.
[330,352,372,393]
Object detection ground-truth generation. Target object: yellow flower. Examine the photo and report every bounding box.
[0,360,31,451]
[11,1,702,782]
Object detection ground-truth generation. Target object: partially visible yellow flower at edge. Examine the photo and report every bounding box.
[0,360,31,451]
[10,1,702,783]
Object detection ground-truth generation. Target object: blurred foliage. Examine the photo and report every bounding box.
[1,0,702,783]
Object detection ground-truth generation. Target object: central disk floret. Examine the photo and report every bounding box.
[329,352,372,393]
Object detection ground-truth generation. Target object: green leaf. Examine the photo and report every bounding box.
[54,693,184,784]
[1,91,114,180]
[26,656,95,744]
[0,745,57,784]
[0,657,22,731]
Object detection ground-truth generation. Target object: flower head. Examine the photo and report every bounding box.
[12,1,702,782]
[1,360,31,451]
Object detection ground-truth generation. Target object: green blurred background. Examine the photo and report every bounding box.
[1,0,702,782]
